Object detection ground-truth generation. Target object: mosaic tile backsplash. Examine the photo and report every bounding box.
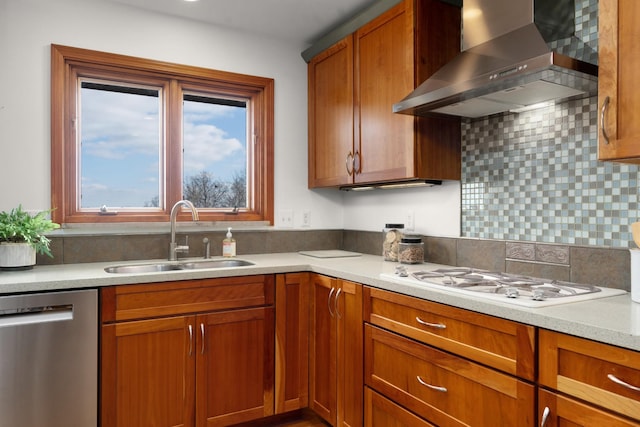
[461,96,640,248]
[461,0,640,249]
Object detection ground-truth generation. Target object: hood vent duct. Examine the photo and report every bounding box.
[393,0,597,118]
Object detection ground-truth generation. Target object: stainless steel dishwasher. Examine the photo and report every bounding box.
[0,289,97,427]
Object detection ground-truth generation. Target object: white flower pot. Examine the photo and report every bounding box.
[0,242,36,270]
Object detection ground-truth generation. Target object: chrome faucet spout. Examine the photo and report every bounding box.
[169,200,199,261]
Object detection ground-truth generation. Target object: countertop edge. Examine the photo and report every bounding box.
[0,253,638,351]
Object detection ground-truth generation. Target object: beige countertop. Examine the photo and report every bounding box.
[0,252,638,351]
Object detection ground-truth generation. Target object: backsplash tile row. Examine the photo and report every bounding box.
[461,95,640,248]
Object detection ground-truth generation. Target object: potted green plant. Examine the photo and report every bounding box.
[0,205,60,269]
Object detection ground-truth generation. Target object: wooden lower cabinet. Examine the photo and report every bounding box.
[538,388,640,426]
[309,274,363,427]
[101,276,275,427]
[275,273,310,414]
[365,324,535,426]
[101,315,195,427]
[364,387,435,427]
[539,329,640,424]
[197,307,274,426]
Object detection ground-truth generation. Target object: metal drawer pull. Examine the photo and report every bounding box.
[200,323,205,355]
[600,96,610,145]
[188,324,193,356]
[608,373,640,392]
[334,288,343,319]
[540,406,550,426]
[328,287,336,317]
[415,316,446,329]
[416,375,447,393]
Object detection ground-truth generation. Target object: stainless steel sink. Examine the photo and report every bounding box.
[180,259,254,269]
[104,259,254,274]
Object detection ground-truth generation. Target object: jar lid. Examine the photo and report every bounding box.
[385,223,404,229]
[401,236,422,243]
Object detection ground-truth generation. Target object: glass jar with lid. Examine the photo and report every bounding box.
[399,236,424,264]
[382,223,404,261]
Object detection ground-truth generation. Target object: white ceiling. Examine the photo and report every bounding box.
[106,0,374,48]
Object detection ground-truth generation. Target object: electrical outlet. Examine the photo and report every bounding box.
[302,210,311,227]
[406,210,415,230]
[280,209,293,228]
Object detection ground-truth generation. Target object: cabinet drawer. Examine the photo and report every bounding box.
[101,275,275,322]
[539,329,640,421]
[365,325,535,427]
[538,388,640,426]
[365,387,435,427]
[364,287,535,380]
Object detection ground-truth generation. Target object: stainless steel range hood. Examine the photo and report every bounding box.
[393,0,598,118]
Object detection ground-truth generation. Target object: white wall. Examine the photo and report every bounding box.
[0,0,460,236]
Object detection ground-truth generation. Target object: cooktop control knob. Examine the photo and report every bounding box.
[531,289,546,301]
[505,287,520,298]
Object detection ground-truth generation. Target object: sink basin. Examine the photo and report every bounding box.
[104,259,254,274]
[180,259,254,269]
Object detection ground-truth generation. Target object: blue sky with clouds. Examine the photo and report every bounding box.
[80,86,246,209]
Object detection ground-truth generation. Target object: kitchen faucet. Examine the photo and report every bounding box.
[169,200,199,261]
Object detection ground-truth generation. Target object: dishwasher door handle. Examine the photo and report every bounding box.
[0,305,74,328]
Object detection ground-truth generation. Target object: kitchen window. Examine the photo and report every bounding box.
[51,44,274,224]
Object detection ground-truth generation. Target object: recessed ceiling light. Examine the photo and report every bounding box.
[183,0,199,2]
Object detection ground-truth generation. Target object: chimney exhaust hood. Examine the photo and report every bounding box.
[393,0,598,118]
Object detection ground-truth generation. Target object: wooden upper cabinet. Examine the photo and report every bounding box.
[308,0,461,189]
[308,37,355,187]
[598,0,640,162]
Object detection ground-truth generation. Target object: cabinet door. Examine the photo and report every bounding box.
[101,316,196,427]
[308,36,355,188]
[355,1,415,183]
[336,280,363,427]
[538,389,640,426]
[598,0,640,161]
[196,307,275,427]
[309,274,338,424]
[275,273,310,413]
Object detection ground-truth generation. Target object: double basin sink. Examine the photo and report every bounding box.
[104,259,254,274]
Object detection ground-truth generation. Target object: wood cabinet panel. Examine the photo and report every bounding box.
[308,37,354,187]
[197,307,275,427]
[364,286,535,380]
[101,316,196,427]
[309,274,363,427]
[355,1,415,183]
[539,329,640,421]
[598,0,640,162]
[365,387,435,427]
[308,0,461,188]
[101,276,275,427]
[101,275,274,322]
[365,324,535,427]
[309,274,337,423]
[275,273,310,413]
[538,388,640,426]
